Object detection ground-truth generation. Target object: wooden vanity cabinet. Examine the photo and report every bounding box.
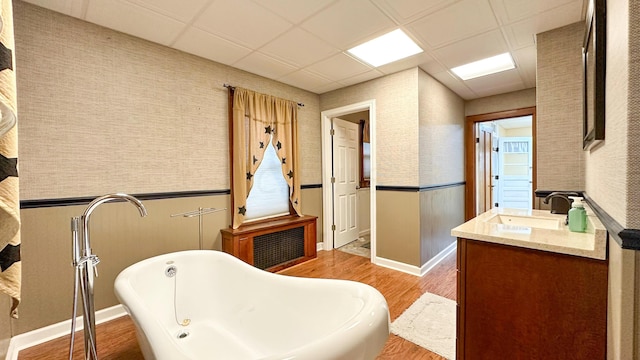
[456,238,608,360]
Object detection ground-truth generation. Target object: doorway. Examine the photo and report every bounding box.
[465,107,536,220]
[321,100,377,262]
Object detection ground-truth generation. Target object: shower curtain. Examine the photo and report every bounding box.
[0,0,20,318]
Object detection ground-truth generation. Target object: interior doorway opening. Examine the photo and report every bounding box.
[465,107,536,220]
[321,100,377,263]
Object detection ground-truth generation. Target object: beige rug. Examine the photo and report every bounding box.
[391,292,456,359]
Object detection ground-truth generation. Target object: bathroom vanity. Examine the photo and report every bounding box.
[451,208,607,359]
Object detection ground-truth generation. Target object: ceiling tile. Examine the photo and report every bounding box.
[371,0,456,23]
[194,0,292,49]
[502,0,584,49]
[376,51,434,75]
[300,0,396,49]
[85,0,186,45]
[512,45,537,88]
[311,81,345,94]
[407,0,498,49]
[338,69,385,87]
[232,52,298,79]
[252,0,336,24]
[419,59,448,75]
[489,0,577,25]
[125,0,211,23]
[278,69,334,91]
[259,28,339,68]
[464,68,526,97]
[22,0,87,17]
[305,53,372,82]
[173,27,252,65]
[432,29,508,68]
[430,71,477,100]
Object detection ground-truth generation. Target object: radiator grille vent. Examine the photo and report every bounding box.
[253,227,305,270]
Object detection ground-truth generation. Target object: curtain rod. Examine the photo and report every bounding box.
[223,83,304,107]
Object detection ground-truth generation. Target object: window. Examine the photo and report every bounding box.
[228,87,301,229]
[359,119,370,188]
[244,135,290,221]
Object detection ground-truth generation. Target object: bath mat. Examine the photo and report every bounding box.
[391,292,456,359]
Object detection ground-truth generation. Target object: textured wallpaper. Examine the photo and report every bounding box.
[584,0,629,228]
[536,22,586,191]
[14,2,321,200]
[465,88,536,116]
[626,0,640,229]
[320,68,420,187]
[418,70,465,186]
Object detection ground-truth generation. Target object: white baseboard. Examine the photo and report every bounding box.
[5,304,127,360]
[419,241,457,276]
[374,240,457,277]
[358,229,371,237]
[374,256,421,276]
[316,242,324,252]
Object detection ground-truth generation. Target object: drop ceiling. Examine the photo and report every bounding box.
[21,0,587,100]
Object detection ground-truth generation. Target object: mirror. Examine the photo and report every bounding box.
[582,0,606,150]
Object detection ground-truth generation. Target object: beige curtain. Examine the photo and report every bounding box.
[231,88,301,229]
[0,0,20,318]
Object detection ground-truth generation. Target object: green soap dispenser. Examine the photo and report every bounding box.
[568,196,587,232]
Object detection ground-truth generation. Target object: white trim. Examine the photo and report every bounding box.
[375,241,457,277]
[321,100,377,263]
[316,242,324,252]
[5,305,127,360]
[358,229,371,237]
[419,241,457,276]
[375,257,422,276]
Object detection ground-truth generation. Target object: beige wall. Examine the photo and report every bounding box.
[536,22,585,191]
[503,126,532,137]
[321,68,419,187]
[6,2,326,338]
[419,186,464,265]
[417,70,465,264]
[465,88,536,116]
[376,191,421,266]
[358,188,370,234]
[15,1,322,201]
[583,0,638,357]
[418,69,465,186]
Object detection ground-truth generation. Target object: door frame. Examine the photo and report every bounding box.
[321,100,377,262]
[465,106,536,221]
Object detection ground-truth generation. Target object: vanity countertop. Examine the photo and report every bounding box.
[451,207,607,260]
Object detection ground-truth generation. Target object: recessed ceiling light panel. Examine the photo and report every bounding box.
[451,53,516,80]
[347,29,423,67]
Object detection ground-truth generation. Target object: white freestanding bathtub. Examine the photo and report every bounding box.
[114,250,390,360]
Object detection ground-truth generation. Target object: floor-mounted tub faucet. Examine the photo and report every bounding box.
[70,193,147,360]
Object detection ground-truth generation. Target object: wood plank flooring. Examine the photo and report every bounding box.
[18,249,457,360]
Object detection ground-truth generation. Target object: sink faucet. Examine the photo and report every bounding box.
[74,193,147,359]
[543,192,580,216]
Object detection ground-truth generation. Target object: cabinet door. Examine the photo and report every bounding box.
[457,239,607,360]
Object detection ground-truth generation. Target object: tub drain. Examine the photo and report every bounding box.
[177,330,190,339]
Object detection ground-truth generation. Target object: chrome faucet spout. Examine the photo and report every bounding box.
[82,193,147,252]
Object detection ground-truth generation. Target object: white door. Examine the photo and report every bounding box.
[498,137,533,209]
[332,118,359,248]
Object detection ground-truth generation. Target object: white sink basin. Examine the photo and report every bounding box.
[485,214,562,230]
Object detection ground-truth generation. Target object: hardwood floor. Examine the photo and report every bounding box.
[18,249,457,360]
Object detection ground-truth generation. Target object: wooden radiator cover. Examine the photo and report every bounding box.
[220,215,317,272]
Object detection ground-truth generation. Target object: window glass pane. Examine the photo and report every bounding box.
[245,136,290,220]
[363,142,371,179]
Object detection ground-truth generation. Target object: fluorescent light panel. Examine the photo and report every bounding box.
[451,53,516,80]
[347,29,423,67]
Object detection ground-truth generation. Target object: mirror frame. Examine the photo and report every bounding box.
[582,0,606,150]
